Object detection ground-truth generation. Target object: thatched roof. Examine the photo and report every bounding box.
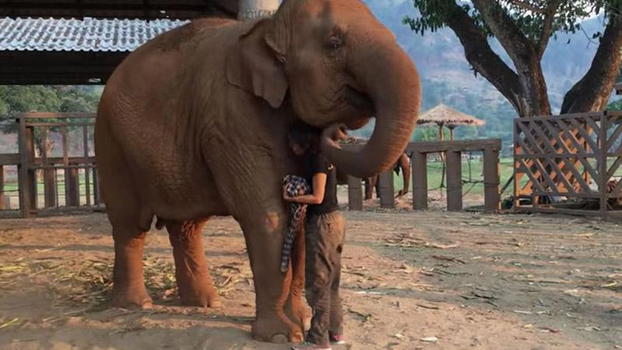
[418,104,485,127]
[616,83,621,95]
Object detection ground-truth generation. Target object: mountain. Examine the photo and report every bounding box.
[359,0,614,147]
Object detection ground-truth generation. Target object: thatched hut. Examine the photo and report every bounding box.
[418,104,485,140]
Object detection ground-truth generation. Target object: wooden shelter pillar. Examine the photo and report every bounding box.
[446,150,462,211]
[347,176,363,211]
[412,151,428,210]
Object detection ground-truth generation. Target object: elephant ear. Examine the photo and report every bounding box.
[226,19,288,109]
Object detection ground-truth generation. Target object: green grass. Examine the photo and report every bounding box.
[392,157,515,196]
[1,173,94,196]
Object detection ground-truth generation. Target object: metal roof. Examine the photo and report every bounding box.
[0,0,237,20]
[0,17,188,52]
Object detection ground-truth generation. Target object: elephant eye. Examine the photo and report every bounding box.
[326,34,344,50]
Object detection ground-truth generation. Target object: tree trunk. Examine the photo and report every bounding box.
[238,0,280,20]
[561,12,622,114]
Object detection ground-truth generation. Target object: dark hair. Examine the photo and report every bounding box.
[288,122,321,154]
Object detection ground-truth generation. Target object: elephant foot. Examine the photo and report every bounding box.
[252,311,304,344]
[111,284,153,309]
[179,282,222,308]
[287,296,312,331]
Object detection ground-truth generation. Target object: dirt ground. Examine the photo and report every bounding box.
[0,199,621,349]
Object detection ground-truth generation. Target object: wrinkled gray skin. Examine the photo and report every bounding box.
[95,0,420,343]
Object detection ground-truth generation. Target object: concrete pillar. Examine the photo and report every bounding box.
[238,0,280,20]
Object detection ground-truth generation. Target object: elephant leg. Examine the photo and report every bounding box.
[240,213,305,343]
[110,227,152,308]
[166,219,221,308]
[207,148,304,343]
[286,225,311,331]
[98,117,153,309]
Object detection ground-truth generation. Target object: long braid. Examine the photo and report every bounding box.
[281,175,311,272]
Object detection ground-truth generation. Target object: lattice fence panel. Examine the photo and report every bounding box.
[514,111,622,215]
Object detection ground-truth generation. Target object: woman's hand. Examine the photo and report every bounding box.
[321,123,348,150]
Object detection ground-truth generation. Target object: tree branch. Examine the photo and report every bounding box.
[536,0,562,58]
[471,0,535,65]
[471,0,551,115]
[438,0,524,113]
[561,12,622,113]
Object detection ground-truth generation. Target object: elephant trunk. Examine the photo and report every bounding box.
[321,39,420,179]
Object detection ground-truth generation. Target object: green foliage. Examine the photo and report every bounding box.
[0,86,102,154]
[412,125,439,141]
[609,98,622,110]
[404,0,618,41]
[0,86,101,126]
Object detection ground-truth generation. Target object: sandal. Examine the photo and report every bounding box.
[291,342,332,350]
[330,334,346,345]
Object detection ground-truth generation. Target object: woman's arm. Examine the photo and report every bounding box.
[284,173,327,204]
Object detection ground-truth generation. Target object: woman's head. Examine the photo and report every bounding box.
[288,123,321,156]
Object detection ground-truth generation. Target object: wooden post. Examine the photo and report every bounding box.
[446,150,462,211]
[43,168,57,208]
[93,169,101,205]
[65,168,80,207]
[598,112,608,216]
[347,176,363,211]
[378,170,394,208]
[412,151,428,210]
[483,147,500,212]
[17,116,35,217]
[0,165,4,210]
[83,126,91,206]
[40,127,57,208]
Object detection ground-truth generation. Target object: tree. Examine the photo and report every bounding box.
[405,0,622,117]
[0,86,101,155]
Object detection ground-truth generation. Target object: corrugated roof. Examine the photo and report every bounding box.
[0,17,188,52]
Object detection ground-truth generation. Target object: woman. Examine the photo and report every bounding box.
[284,123,347,350]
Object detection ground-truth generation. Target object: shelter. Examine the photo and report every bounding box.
[0,0,237,85]
[616,82,621,95]
[418,103,485,141]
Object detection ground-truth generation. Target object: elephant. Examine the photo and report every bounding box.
[364,152,411,200]
[94,0,420,343]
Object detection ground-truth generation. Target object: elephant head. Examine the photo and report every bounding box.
[227,0,421,178]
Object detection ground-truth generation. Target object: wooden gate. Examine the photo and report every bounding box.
[513,111,622,217]
[0,113,101,217]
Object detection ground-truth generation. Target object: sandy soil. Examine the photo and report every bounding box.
[0,205,621,349]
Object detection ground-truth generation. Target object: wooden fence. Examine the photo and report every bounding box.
[346,139,502,212]
[513,111,622,217]
[0,113,101,217]
[1,115,501,217]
